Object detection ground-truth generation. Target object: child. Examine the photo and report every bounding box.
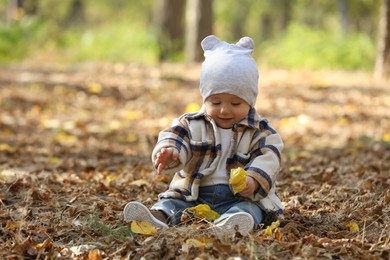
[124,35,284,236]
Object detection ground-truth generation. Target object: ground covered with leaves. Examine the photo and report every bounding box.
[0,63,389,259]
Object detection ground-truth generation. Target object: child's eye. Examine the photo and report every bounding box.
[211,101,221,105]
[232,103,241,106]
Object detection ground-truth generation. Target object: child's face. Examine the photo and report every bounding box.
[204,93,250,128]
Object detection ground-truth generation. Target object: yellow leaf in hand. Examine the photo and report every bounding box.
[131,221,158,235]
[185,204,220,220]
[229,167,247,194]
[346,221,359,233]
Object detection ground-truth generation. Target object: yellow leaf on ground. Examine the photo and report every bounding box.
[265,220,280,236]
[185,204,220,220]
[0,143,13,152]
[346,221,359,232]
[131,221,158,235]
[265,226,273,236]
[185,237,214,248]
[229,167,247,194]
[88,83,102,94]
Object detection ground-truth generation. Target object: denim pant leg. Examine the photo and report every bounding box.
[214,200,264,228]
[151,198,196,225]
[199,185,264,229]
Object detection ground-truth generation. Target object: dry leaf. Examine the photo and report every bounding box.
[346,221,359,233]
[184,204,220,220]
[88,249,103,260]
[130,179,150,187]
[131,221,158,235]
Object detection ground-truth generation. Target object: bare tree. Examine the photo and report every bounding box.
[185,0,213,62]
[156,0,185,61]
[375,0,390,80]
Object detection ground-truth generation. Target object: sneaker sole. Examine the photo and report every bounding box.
[123,201,168,230]
[215,212,254,236]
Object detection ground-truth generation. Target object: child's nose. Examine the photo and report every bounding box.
[220,105,230,114]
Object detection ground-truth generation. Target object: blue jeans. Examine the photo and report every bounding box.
[151,184,264,228]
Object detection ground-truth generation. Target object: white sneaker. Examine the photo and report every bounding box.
[123,201,169,230]
[214,212,254,236]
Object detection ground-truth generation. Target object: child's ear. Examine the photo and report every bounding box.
[236,37,254,51]
[201,35,221,51]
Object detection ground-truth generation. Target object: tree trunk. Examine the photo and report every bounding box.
[279,0,292,33]
[156,0,185,61]
[337,0,349,34]
[185,0,213,62]
[64,0,85,27]
[6,0,19,26]
[375,0,390,80]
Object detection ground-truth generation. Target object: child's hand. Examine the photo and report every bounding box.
[239,176,259,198]
[155,148,179,175]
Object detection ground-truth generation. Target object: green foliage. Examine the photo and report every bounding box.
[259,23,376,70]
[57,22,159,63]
[0,0,380,70]
[87,215,134,241]
[0,17,47,63]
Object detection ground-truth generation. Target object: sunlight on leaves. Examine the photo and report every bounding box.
[54,132,78,146]
[103,174,119,186]
[184,103,201,113]
[123,110,141,121]
[88,83,103,94]
[346,221,359,233]
[229,167,247,194]
[280,114,311,126]
[130,221,158,235]
[127,133,137,142]
[382,133,390,142]
[0,143,13,152]
[184,204,220,221]
[289,165,303,172]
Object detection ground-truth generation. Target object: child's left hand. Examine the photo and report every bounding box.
[239,176,259,198]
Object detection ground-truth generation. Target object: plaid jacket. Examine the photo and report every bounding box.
[152,106,284,214]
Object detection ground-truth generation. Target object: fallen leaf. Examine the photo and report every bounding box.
[184,204,220,221]
[88,249,103,260]
[130,221,158,235]
[130,179,150,187]
[346,221,359,233]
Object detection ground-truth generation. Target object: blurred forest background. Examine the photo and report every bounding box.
[1,0,389,76]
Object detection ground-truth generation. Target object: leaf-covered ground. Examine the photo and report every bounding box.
[0,63,389,259]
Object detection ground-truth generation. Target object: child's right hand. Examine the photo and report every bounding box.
[155,148,179,175]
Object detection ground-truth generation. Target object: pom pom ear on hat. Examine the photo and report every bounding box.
[199,35,259,107]
[201,35,222,51]
[201,35,254,52]
[236,36,254,51]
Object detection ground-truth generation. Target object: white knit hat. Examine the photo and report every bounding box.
[200,35,259,107]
